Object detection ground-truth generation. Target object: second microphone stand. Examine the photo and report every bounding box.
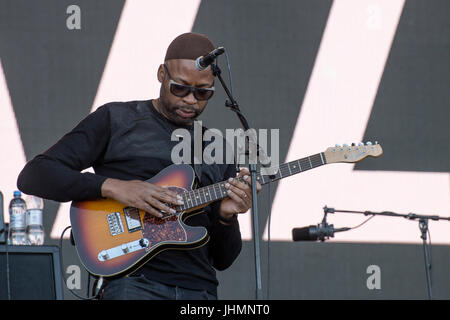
[211,63,263,300]
[324,206,450,300]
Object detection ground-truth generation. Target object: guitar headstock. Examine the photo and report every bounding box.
[324,141,383,164]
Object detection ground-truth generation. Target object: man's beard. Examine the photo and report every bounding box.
[159,91,202,126]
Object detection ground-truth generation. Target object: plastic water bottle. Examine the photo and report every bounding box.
[8,191,27,245]
[26,195,45,245]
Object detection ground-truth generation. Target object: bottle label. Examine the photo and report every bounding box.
[10,208,26,230]
[26,209,43,226]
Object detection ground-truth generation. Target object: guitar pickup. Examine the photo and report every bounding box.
[124,207,143,233]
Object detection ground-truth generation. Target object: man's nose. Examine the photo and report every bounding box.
[183,91,197,105]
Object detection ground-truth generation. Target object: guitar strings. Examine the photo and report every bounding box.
[176,154,324,212]
[160,154,325,218]
[172,145,363,212]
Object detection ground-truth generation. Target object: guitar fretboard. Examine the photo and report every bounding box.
[177,152,326,211]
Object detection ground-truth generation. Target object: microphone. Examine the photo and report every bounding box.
[292,223,350,242]
[195,47,225,71]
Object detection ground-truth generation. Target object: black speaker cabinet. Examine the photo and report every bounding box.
[0,245,64,300]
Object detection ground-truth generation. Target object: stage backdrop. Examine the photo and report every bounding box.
[0,0,449,299]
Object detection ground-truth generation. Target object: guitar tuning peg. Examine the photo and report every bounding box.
[366,141,372,146]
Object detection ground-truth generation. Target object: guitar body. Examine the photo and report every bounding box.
[70,164,209,278]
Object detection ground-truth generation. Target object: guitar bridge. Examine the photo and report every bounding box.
[106,212,124,236]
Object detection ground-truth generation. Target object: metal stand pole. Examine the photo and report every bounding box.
[419,219,432,300]
[211,63,263,300]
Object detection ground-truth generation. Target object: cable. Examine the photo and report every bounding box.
[0,192,11,299]
[347,215,376,231]
[87,270,91,297]
[427,228,433,288]
[59,226,99,300]
[222,48,246,122]
[266,182,272,300]
[4,227,11,300]
[223,48,235,99]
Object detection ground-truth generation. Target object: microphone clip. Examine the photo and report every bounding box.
[291,206,350,242]
[316,206,333,241]
[315,222,335,242]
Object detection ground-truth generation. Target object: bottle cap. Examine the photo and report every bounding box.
[13,190,21,197]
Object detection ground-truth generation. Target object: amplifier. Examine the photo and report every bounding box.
[0,245,64,300]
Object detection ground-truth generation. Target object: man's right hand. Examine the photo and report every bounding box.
[101,178,184,218]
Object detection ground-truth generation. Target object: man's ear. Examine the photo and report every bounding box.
[157,64,164,83]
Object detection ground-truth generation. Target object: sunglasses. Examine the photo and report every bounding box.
[163,64,215,101]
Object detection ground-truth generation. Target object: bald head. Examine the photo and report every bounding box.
[164,32,215,62]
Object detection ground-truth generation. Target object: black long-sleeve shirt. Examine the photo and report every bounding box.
[17,100,241,296]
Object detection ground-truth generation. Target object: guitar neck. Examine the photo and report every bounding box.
[178,152,326,211]
[256,152,326,185]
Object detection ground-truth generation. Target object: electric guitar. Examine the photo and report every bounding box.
[70,142,383,277]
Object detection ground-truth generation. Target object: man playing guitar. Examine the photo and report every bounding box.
[18,32,260,300]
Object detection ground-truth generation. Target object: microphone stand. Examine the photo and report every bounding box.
[324,206,450,300]
[211,63,263,300]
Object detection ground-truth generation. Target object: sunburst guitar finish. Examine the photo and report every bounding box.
[70,164,208,278]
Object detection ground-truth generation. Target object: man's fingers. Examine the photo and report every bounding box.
[243,175,262,192]
[226,189,247,210]
[146,197,177,215]
[228,176,250,191]
[139,201,164,218]
[226,183,251,207]
[154,190,184,206]
[155,186,183,205]
[240,174,262,192]
[235,168,262,192]
[238,167,250,176]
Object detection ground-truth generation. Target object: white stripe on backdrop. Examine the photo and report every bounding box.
[267,0,450,244]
